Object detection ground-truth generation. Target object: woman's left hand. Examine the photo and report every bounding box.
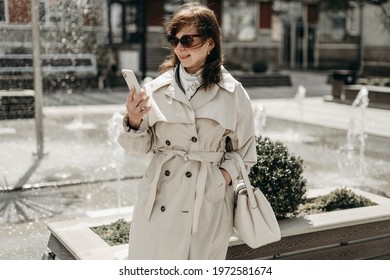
[219,168,232,187]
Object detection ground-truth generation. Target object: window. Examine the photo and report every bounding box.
[109,0,144,44]
[110,3,123,44]
[39,1,46,23]
[259,1,272,29]
[319,10,347,41]
[0,0,5,22]
[223,0,256,41]
[9,0,30,24]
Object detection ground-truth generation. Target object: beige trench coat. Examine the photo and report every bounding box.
[118,66,256,260]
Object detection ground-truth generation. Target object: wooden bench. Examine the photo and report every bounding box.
[235,73,292,87]
[342,85,390,109]
[0,90,34,120]
[362,61,390,78]
[0,53,98,91]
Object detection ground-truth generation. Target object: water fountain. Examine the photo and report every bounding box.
[261,85,317,144]
[254,85,389,197]
[295,84,306,124]
[65,106,97,131]
[337,87,370,186]
[253,103,266,137]
[106,112,126,211]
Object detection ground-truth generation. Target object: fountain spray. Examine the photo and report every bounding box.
[253,103,267,137]
[347,87,369,184]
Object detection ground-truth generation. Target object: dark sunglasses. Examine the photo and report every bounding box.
[167,34,204,48]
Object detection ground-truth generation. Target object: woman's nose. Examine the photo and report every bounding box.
[175,42,185,50]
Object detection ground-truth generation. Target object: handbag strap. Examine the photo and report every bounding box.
[231,152,258,209]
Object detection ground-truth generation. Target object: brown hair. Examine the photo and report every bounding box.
[159,2,224,90]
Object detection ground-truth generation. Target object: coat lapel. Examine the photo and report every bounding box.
[190,84,219,111]
[149,69,192,109]
[165,83,192,109]
[190,67,237,111]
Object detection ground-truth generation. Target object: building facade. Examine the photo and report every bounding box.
[0,0,389,81]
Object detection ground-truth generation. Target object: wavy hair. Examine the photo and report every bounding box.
[159,2,224,90]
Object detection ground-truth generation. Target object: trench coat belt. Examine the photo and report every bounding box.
[145,149,225,234]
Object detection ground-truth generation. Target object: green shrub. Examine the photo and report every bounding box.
[90,219,130,246]
[248,136,308,219]
[299,188,377,215]
[321,188,376,211]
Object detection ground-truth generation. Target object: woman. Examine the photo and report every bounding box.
[118,2,256,260]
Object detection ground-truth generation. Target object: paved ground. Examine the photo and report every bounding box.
[1,70,389,259]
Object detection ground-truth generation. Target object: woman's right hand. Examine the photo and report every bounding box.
[125,86,152,129]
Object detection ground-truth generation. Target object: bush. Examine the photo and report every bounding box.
[321,188,376,211]
[248,136,308,219]
[90,219,130,246]
[299,188,377,215]
[252,61,268,73]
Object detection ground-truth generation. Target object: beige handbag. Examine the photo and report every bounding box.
[232,152,281,249]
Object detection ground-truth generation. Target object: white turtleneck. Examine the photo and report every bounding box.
[179,64,202,100]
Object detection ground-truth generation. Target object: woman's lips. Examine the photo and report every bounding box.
[178,54,190,61]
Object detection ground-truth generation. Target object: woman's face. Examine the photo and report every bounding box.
[173,25,214,74]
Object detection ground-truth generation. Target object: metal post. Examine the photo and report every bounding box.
[31,0,45,159]
[302,6,308,69]
[290,21,296,69]
[358,0,364,74]
[140,0,147,79]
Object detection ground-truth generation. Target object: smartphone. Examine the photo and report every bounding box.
[121,69,141,95]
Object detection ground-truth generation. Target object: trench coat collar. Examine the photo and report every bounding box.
[149,66,237,110]
[150,68,191,108]
[190,66,237,111]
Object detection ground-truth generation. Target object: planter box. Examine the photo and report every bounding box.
[44,188,390,260]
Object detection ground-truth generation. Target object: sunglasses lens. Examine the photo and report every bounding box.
[180,36,194,47]
[167,35,202,48]
[167,36,179,47]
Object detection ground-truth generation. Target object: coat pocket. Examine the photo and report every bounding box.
[205,165,227,204]
[136,160,157,203]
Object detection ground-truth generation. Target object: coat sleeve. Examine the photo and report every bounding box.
[219,83,257,183]
[117,112,153,155]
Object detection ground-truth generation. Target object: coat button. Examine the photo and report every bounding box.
[165,140,171,146]
[165,170,170,176]
[191,136,197,143]
[185,172,192,178]
[161,206,166,212]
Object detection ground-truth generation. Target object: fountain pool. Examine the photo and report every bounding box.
[0,98,389,259]
[262,117,390,198]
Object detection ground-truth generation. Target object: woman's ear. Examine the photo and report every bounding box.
[208,39,215,53]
